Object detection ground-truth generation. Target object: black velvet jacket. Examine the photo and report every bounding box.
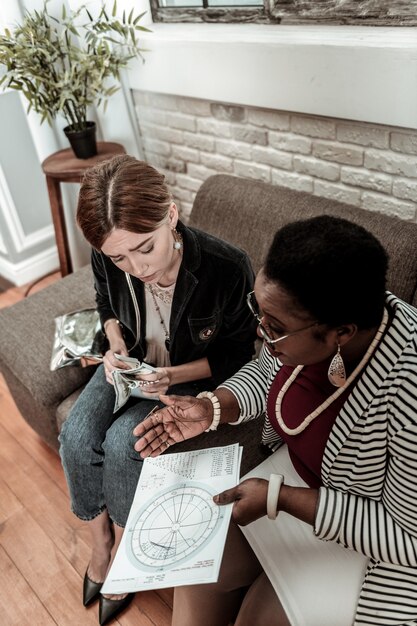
[91,222,257,387]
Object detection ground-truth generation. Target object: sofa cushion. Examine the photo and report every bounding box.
[190,175,417,306]
[0,265,96,451]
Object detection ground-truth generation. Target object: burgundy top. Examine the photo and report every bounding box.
[267,361,353,488]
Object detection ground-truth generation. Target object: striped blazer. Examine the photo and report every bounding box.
[220,293,417,626]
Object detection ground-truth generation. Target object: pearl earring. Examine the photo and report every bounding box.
[172,228,183,251]
[328,342,346,387]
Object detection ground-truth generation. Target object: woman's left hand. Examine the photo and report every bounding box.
[135,367,172,397]
[214,478,269,526]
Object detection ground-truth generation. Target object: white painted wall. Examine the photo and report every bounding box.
[0,0,142,285]
[126,9,417,130]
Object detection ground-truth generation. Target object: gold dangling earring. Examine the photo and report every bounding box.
[172,228,183,251]
[328,343,346,387]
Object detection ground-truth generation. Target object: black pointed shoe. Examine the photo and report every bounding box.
[83,569,103,607]
[99,593,134,625]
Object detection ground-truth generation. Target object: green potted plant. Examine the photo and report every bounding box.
[0,0,149,159]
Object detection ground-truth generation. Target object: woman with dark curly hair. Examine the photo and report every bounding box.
[136,215,417,626]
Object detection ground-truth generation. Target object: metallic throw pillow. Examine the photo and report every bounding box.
[50,308,105,370]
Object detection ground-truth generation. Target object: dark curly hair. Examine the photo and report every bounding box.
[264,215,388,329]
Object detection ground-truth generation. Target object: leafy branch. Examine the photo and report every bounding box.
[0,0,150,131]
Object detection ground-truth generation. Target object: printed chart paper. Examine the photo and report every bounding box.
[102,444,242,593]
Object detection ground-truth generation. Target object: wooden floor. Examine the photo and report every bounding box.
[0,273,173,626]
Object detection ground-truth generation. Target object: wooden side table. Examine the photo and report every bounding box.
[42,142,126,276]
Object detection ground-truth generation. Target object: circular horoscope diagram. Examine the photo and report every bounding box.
[127,483,223,570]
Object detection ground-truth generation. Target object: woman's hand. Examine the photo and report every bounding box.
[214,478,269,526]
[134,367,172,397]
[103,341,129,384]
[133,394,213,457]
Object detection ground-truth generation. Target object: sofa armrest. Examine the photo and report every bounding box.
[0,265,97,452]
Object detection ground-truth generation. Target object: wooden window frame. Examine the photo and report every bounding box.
[150,0,417,25]
[150,0,270,24]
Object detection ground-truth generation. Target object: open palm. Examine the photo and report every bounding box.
[133,394,212,457]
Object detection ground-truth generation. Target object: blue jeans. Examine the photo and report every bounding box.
[59,365,199,527]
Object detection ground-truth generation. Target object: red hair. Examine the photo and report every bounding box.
[76,155,172,249]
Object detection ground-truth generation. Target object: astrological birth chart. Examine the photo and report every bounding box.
[101,444,241,593]
[127,482,223,570]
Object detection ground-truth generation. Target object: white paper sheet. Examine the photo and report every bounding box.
[102,444,242,594]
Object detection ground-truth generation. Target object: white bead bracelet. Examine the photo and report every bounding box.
[267,473,284,520]
[196,391,221,432]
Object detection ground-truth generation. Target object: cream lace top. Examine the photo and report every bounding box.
[144,282,175,367]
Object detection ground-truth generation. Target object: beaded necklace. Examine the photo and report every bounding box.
[275,308,389,436]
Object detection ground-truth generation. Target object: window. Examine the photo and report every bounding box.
[158,0,262,5]
[150,0,268,24]
[151,0,417,25]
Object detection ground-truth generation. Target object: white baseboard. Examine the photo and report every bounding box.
[0,246,59,287]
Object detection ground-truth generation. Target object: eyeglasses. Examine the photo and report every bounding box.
[246,291,319,346]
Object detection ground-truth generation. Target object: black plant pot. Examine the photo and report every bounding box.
[63,121,98,159]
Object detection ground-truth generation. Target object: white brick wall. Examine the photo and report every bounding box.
[133,91,417,223]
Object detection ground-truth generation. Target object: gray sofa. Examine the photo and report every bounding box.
[1,174,417,475]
